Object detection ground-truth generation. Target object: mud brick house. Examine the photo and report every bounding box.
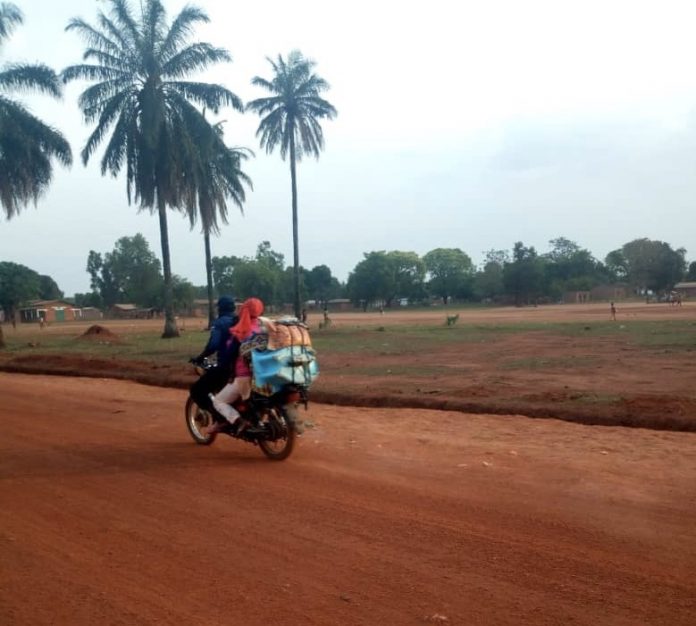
[19,300,81,323]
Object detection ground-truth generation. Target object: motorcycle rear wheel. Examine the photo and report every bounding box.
[258,405,297,461]
[185,397,217,445]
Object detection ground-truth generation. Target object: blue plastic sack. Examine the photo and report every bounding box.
[252,346,319,393]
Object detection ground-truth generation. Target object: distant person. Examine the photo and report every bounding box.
[610,302,617,321]
[379,305,384,315]
[188,295,238,414]
[301,308,307,324]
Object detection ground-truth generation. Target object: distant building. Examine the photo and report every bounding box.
[326,299,352,311]
[563,291,590,304]
[674,282,696,299]
[81,307,103,321]
[19,300,82,323]
[590,284,628,301]
[110,303,154,319]
[190,299,210,318]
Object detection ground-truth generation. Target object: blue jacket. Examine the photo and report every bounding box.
[199,313,238,369]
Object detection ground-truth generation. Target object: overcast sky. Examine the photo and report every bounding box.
[3,0,696,295]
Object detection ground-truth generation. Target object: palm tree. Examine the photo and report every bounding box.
[185,118,253,326]
[0,2,72,347]
[0,2,72,218]
[246,50,336,318]
[63,0,242,338]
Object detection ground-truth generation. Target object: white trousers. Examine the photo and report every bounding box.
[212,377,251,423]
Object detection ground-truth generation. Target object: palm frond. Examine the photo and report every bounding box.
[0,96,72,217]
[158,5,209,63]
[0,2,22,42]
[65,17,123,58]
[0,64,62,97]
[81,87,136,162]
[109,0,143,53]
[165,81,242,113]
[62,63,125,84]
[161,42,230,79]
[82,48,132,74]
[99,100,134,176]
[78,77,133,120]
[245,94,282,116]
[250,76,274,92]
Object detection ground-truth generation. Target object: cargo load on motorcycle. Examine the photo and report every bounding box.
[241,316,319,395]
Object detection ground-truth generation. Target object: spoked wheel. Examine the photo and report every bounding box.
[185,397,217,445]
[258,405,298,461]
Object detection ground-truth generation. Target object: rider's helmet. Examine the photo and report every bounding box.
[217,295,235,315]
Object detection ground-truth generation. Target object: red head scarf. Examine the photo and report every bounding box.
[231,297,264,341]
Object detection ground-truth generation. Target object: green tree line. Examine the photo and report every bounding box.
[1,235,694,323]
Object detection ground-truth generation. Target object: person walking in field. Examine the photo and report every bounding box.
[610,302,617,321]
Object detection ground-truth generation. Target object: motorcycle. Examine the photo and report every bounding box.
[184,358,306,461]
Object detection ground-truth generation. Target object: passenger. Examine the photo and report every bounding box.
[208,297,265,435]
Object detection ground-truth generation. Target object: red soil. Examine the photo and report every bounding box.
[1,373,694,625]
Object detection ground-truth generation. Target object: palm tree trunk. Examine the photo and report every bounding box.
[204,230,215,328]
[157,194,179,338]
[289,133,301,318]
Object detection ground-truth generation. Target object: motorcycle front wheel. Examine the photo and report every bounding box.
[258,405,297,461]
[185,397,217,445]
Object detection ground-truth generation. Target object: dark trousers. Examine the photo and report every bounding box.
[189,367,230,413]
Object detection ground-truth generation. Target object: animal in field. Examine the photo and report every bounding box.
[319,315,332,330]
[446,313,459,326]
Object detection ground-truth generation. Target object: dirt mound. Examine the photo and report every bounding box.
[77,325,122,343]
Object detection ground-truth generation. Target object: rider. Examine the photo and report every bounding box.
[189,295,238,414]
[208,297,265,435]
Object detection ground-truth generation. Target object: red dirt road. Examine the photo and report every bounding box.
[1,373,695,625]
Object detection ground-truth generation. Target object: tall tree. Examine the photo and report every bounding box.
[687,261,696,281]
[0,2,72,218]
[38,275,63,300]
[212,242,287,306]
[0,2,72,347]
[63,0,241,337]
[0,261,41,324]
[608,238,686,294]
[503,242,544,306]
[543,237,605,298]
[306,264,334,307]
[211,255,240,298]
[87,234,163,307]
[423,248,474,305]
[474,249,509,302]
[185,120,252,326]
[346,251,394,310]
[247,50,336,318]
